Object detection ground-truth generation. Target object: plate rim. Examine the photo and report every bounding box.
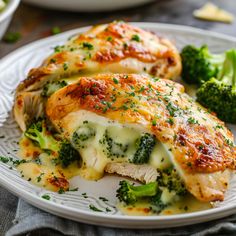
[1,22,236,228]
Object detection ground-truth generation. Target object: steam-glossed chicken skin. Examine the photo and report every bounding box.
[46,74,236,202]
[14,21,181,131]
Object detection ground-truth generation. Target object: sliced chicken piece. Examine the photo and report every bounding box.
[14,90,44,131]
[105,163,158,183]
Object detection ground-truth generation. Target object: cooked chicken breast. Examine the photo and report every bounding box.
[14,21,181,131]
[46,73,236,202]
[105,163,159,183]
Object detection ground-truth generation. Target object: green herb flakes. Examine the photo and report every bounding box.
[131,34,141,42]
[89,204,103,212]
[42,194,51,200]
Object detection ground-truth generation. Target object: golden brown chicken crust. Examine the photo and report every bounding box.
[16,21,181,93]
[46,74,236,174]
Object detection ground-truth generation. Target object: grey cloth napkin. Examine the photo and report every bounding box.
[4,198,236,236]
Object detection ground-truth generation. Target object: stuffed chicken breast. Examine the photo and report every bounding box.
[14,21,181,131]
[45,73,236,202]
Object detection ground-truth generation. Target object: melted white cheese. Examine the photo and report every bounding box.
[60,110,172,180]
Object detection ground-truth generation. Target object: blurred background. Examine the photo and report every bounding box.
[0,0,235,58]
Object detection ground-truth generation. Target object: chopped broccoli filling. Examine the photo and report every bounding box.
[157,167,187,196]
[71,121,157,163]
[116,167,187,213]
[42,80,67,97]
[72,123,96,149]
[58,141,80,167]
[100,130,129,158]
[132,133,156,164]
[25,120,80,167]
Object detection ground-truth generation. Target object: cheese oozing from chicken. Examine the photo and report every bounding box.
[59,109,172,180]
[46,73,236,202]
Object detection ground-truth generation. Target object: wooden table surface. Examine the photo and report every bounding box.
[0,0,236,58]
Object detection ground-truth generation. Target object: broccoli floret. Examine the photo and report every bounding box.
[58,141,79,167]
[196,49,236,123]
[25,120,79,167]
[25,120,60,151]
[157,167,187,196]
[116,180,158,205]
[116,168,187,213]
[42,80,67,97]
[150,188,167,212]
[132,133,156,164]
[181,45,225,84]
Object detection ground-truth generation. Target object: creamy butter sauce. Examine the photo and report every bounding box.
[118,194,212,216]
[18,136,80,191]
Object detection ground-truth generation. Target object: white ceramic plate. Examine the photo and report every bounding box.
[22,0,154,12]
[1,23,236,229]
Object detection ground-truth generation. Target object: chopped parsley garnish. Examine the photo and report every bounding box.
[99,197,109,202]
[0,156,9,163]
[3,32,21,43]
[128,92,135,97]
[58,188,65,194]
[187,117,199,124]
[50,58,57,63]
[187,162,192,167]
[36,173,44,182]
[131,34,141,42]
[82,42,94,50]
[166,118,174,125]
[184,206,188,211]
[123,42,128,49]
[54,45,64,53]
[89,204,103,212]
[139,86,145,93]
[106,207,111,212]
[106,36,113,41]
[120,104,129,110]
[225,138,234,147]
[69,187,79,192]
[51,27,61,35]
[63,63,68,71]
[34,157,42,165]
[112,77,119,84]
[42,194,51,200]
[152,119,157,126]
[166,102,178,117]
[12,159,27,166]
